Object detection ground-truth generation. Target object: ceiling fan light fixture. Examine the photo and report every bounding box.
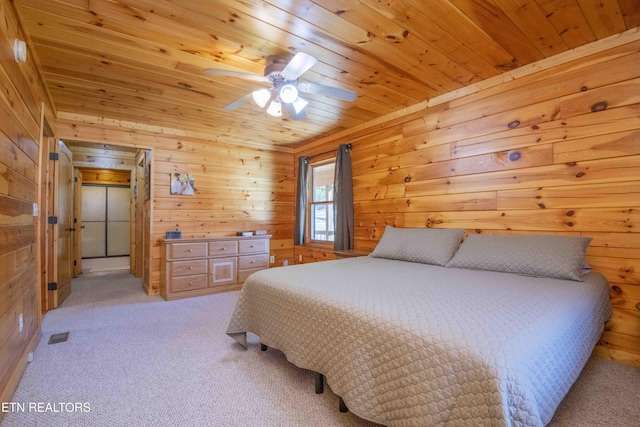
[291,97,308,114]
[279,84,298,104]
[251,89,271,108]
[205,52,357,119]
[266,100,282,117]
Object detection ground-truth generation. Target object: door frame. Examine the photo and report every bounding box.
[39,136,54,313]
[45,140,74,310]
[70,148,150,284]
[74,169,83,277]
[42,137,57,311]
[41,137,75,313]
[41,141,153,314]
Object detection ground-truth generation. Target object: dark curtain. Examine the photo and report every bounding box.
[333,144,354,251]
[294,156,309,245]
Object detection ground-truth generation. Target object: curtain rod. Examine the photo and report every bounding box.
[306,144,351,160]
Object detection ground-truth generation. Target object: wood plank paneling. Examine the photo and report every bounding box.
[596,330,640,365]
[70,148,137,170]
[0,0,44,412]
[13,0,640,147]
[295,36,640,366]
[553,129,640,162]
[497,182,640,210]
[403,156,640,198]
[77,168,131,185]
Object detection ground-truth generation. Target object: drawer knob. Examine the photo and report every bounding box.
[189,266,193,270]
[188,249,193,252]
[189,282,193,286]
[250,245,256,248]
[222,247,226,251]
[251,260,255,264]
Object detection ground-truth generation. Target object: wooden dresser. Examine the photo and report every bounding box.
[160,236,271,301]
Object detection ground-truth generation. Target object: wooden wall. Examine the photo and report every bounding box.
[78,168,132,186]
[55,113,296,295]
[0,0,50,411]
[294,34,640,365]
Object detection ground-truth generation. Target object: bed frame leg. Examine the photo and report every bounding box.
[314,372,324,394]
[260,343,267,351]
[339,396,348,413]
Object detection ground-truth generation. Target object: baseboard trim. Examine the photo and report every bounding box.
[594,343,640,367]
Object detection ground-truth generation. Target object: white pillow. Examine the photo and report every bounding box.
[446,234,592,281]
[369,226,465,266]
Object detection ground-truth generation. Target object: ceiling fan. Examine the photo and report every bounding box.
[204,52,357,120]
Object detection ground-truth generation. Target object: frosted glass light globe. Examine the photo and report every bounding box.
[279,84,298,104]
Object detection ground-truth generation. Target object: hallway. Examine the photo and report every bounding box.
[81,256,131,275]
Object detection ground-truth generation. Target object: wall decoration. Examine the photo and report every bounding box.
[170,173,195,195]
[144,150,151,200]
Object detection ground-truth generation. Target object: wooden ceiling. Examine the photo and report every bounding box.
[16,0,640,147]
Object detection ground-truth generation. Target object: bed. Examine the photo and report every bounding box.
[227,228,612,426]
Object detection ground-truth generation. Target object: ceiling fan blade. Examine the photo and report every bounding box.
[285,102,307,120]
[224,94,252,110]
[281,52,318,80]
[297,82,357,102]
[204,68,269,83]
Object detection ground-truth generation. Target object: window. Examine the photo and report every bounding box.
[308,161,335,242]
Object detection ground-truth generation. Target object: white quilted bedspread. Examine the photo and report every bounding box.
[227,257,612,426]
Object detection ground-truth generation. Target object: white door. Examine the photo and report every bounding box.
[81,185,130,258]
[81,186,107,258]
[107,187,130,256]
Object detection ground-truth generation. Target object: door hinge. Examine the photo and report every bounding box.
[73,260,77,266]
[48,216,58,224]
[74,176,78,182]
[74,217,77,223]
[47,282,58,291]
[49,152,59,161]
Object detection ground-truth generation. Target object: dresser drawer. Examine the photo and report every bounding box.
[238,254,268,270]
[209,240,238,257]
[168,259,207,277]
[170,274,208,293]
[238,239,268,254]
[168,242,208,259]
[209,257,237,287]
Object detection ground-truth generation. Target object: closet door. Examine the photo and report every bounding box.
[107,187,130,256]
[81,186,107,258]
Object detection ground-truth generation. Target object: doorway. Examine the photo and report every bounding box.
[66,144,150,284]
[41,140,152,313]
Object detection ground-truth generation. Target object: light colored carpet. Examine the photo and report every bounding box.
[81,256,130,273]
[2,272,639,426]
